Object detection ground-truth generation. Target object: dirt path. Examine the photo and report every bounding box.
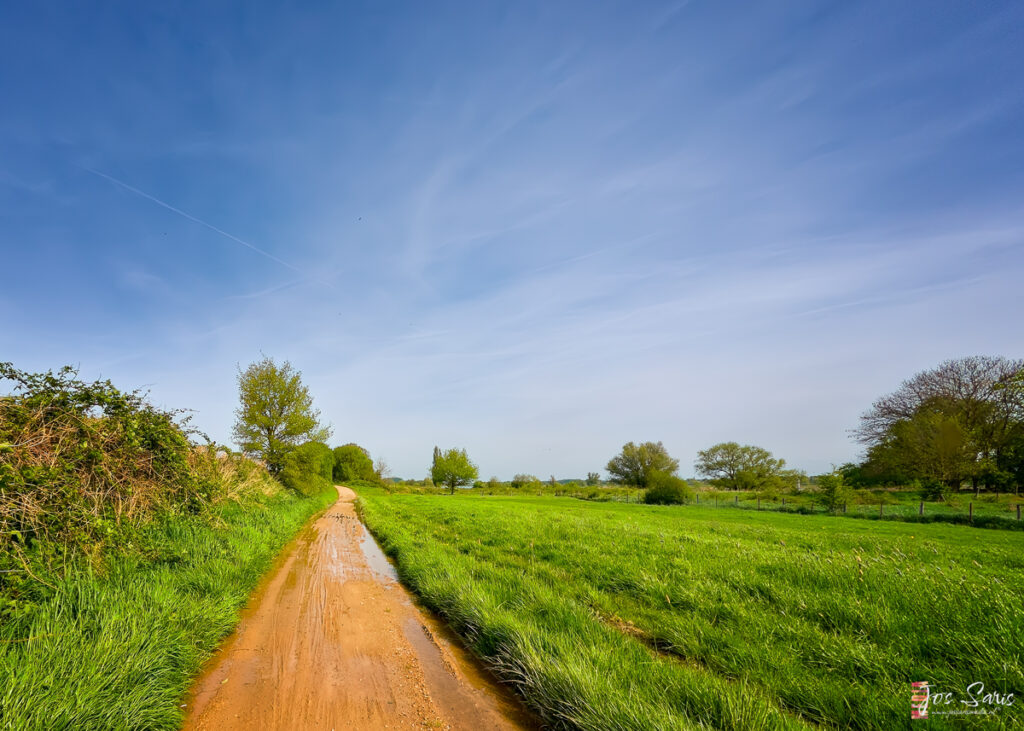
[184,486,534,730]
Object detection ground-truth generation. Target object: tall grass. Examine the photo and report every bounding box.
[357,489,1024,730]
[0,486,335,730]
[0,362,338,729]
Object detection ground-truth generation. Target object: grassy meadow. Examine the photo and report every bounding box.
[357,488,1024,730]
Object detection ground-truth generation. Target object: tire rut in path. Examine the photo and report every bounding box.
[184,486,534,731]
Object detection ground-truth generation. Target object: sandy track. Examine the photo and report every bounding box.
[184,486,533,730]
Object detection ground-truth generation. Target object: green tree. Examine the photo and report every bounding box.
[695,442,786,490]
[815,470,849,514]
[332,443,375,483]
[585,472,601,486]
[889,408,974,488]
[606,441,680,487]
[694,442,745,488]
[431,447,479,494]
[232,357,329,474]
[279,441,333,496]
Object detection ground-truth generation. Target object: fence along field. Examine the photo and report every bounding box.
[675,487,1023,528]
[460,480,1024,529]
[357,488,1024,730]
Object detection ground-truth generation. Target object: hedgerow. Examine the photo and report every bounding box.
[0,362,282,556]
[1,364,194,550]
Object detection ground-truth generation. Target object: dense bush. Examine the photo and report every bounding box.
[0,363,222,550]
[332,443,375,483]
[279,441,334,496]
[917,476,949,501]
[1,363,297,627]
[643,470,692,505]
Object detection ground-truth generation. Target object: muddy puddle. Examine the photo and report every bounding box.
[357,526,400,583]
[183,485,537,731]
[355,518,536,729]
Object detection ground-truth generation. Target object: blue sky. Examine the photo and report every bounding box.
[2,1,1023,479]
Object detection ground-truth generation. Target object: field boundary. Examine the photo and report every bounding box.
[648,494,1024,531]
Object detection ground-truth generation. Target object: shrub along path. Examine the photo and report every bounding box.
[184,486,533,731]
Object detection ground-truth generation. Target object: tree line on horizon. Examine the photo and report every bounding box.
[596,356,1024,501]
[232,354,1024,503]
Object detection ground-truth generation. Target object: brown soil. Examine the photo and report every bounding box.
[183,486,535,731]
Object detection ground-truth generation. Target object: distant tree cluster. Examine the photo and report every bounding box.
[602,438,809,505]
[852,356,1024,495]
[694,442,801,492]
[605,441,689,504]
[511,473,540,489]
[232,354,1024,507]
[232,357,385,495]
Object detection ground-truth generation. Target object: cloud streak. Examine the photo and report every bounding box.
[83,166,327,287]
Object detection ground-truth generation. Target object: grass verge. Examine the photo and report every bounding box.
[0,487,336,730]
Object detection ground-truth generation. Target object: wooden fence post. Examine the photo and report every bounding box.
[879,503,883,518]
[735,495,738,505]
[757,497,761,510]
[843,503,847,514]
[1017,504,1021,521]
[782,497,786,508]
[919,501,924,516]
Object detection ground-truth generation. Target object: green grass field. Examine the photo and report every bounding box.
[357,489,1024,730]
[0,488,336,730]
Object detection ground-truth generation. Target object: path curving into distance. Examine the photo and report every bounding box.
[184,486,534,731]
